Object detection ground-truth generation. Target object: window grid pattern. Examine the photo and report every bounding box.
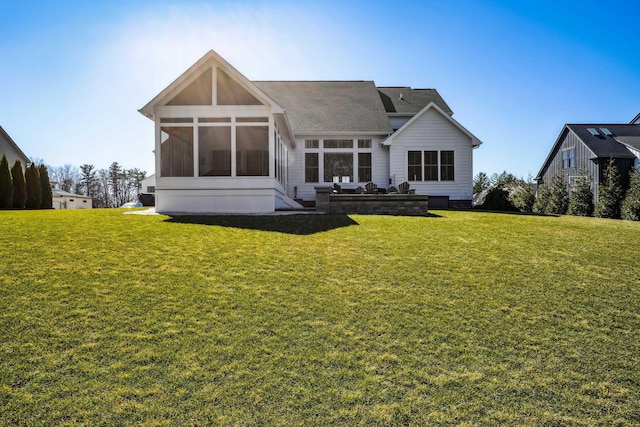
[407,150,455,182]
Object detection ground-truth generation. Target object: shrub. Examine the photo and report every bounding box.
[25,163,41,209]
[546,174,569,215]
[594,158,623,219]
[479,186,517,211]
[11,160,27,209]
[621,166,640,221]
[567,169,593,216]
[0,155,13,209]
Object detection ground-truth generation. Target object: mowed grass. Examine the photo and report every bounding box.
[1,209,639,426]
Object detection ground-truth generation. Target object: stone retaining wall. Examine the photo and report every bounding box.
[315,187,429,216]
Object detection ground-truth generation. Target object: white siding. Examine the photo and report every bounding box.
[156,177,284,213]
[52,195,92,209]
[388,108,474,200]
[0,135,28,170]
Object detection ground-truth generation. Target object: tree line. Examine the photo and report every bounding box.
[474,158,640,221]
[46,162,146,208]
[0,156,146,209]
[0,155,53,209]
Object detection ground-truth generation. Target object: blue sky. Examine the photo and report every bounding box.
[1,0,638,178]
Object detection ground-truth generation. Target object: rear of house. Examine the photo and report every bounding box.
[139,50,483,214]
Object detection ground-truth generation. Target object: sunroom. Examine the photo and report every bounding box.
[139,51,299,214]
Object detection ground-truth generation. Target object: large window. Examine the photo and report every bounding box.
[324,153,353,183]
[358,153,372,182]
[407,150,455,182]
[305,153,319,182]
[424,151,438,181]
[562,148,575,169]
[408,151,422,181]
[236,126,269,176]
[303,138,372,183]
[198,126,231,176]
[161,127,193,177]
[440,151,454,181]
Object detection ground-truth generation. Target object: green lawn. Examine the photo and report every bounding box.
[1,209,639,425]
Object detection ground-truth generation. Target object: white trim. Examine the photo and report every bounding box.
[297,131,391,137]
[139,50,285,119]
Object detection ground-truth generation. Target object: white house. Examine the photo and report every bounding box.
[140,174,156,194]
[51,184,93,210]
[139,50,483,214]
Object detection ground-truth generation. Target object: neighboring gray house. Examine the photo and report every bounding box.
[0,126,29,170]
[536,120,640,199]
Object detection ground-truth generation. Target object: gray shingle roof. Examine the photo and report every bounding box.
[566,124,638,159]
[253,81,392,134]
[376,87,453,115]
[615,136,640,151]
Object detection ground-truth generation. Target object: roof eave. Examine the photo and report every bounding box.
[0,126,29,163]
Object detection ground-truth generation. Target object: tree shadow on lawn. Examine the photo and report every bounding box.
[164,214,360,235]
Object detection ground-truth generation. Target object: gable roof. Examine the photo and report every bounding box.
[536,124,638,180]
[382,102,482,147]
[376,87,453,116]
[0,126,29,165]
[631,112,640,124]
[254,81,392,134]
[139,50,285,119]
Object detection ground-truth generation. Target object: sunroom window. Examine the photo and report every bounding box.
[236,126,269,176]
[161,127,194,177]
[198,126,231,176]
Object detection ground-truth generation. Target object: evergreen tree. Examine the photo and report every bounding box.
[473,172,491,194]
[510,179,536,213]
[533,184,551,214]
[594,158,623,219]
[621,166,640,221]
[567,169,594,216]
[546,174,569,215]
[25,163,41,209]
[38,164,53,209]
[0,155,13,209]
[11,160,27,209]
